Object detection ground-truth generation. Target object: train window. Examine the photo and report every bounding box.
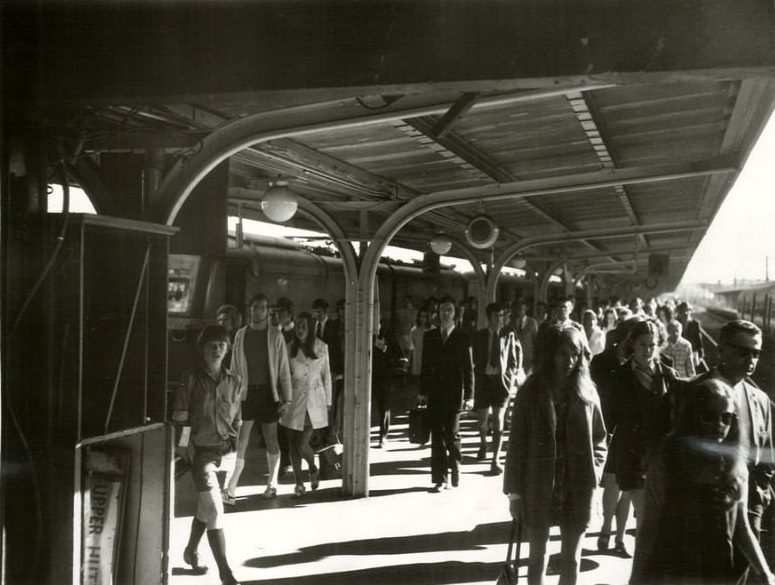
[168,254,201,315]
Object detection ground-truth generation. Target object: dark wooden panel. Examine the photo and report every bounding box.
[7,1,775,104]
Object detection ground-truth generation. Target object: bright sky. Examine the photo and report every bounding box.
[51,108,775,287]
[681,108,775,285]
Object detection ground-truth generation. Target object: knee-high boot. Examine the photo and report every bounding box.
[491,430,503,460]
[183,518,208,574]
[186,517,207,552]
[207,528,237,585]
[226,457,245,497]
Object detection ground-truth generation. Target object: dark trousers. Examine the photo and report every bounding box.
[278,423,291,468]
[734,504,767,584]
[429,406,461,484]
[373,380,393,438]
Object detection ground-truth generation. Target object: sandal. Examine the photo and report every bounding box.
[221,489,236,506]
[294,484,306,498]
[262,485,277,499]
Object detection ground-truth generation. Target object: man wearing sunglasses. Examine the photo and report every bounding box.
[690,320,774,548]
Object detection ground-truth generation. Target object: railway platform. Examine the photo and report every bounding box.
[172,381,637,585]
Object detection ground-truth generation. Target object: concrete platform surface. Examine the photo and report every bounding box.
[171,385,636,585]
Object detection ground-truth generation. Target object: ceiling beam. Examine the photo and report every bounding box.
[77,129,208,151]
[430,92,479,139]
[229,189,402,213]
[569,91,649,250]
[13,1,774,104]
[403,116,585,244]
[404,116,619,261]
[695,78,775,224]
[404,159,737,217]
[494,221,707,273]
[524,245,692,265]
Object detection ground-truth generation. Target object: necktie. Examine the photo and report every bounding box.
[441,329,448,343]
[489,331,499,370]
[316,321,322,338]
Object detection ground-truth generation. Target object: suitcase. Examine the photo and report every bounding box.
[408,405,430,445]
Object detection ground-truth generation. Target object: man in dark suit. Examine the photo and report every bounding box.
[312,298,343,378]
[510,299,538,376]
[473,302,520,475]
[689,320,773,557]
[677,301,705,370]
[420,297,475,492]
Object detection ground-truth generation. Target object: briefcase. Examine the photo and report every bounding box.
[408,405,430,445]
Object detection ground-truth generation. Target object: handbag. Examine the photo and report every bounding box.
[316,433,343,479]
[496,515,522,585]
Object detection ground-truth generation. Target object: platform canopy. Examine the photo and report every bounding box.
[5,0,775,296]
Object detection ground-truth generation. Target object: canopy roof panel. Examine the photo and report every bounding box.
[5,0,775,296]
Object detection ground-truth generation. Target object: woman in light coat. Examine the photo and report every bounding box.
[280,312,332,497]
[504,325,608,585]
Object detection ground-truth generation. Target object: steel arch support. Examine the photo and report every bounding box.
[486,221,708,303]
[344,275,375,497]
[273,198,366,496]
[147,84,613,226]
[296,198,359,279]
[539,261,565,304]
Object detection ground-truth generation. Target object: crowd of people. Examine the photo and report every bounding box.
[503,299,774,585]
[171,291,774,585]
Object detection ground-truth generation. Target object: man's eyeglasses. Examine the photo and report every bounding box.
[699,411,736,426]
[722,343,761,359]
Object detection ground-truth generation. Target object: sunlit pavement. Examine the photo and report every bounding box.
[171,384,637,585]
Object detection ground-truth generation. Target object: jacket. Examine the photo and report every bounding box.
[511,316,538,374]
[420,327,474,413]
[607,359,678,490]
[691,370,774,512]
[472,327,520,394]
[232,325,292,403]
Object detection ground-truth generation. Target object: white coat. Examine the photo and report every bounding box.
[280,338,332,431]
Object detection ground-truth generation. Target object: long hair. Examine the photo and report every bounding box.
[667,378,747,508]
[533,325,597,405]
[289,312,318,360]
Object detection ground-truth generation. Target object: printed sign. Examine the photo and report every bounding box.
[82,448,129,585]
